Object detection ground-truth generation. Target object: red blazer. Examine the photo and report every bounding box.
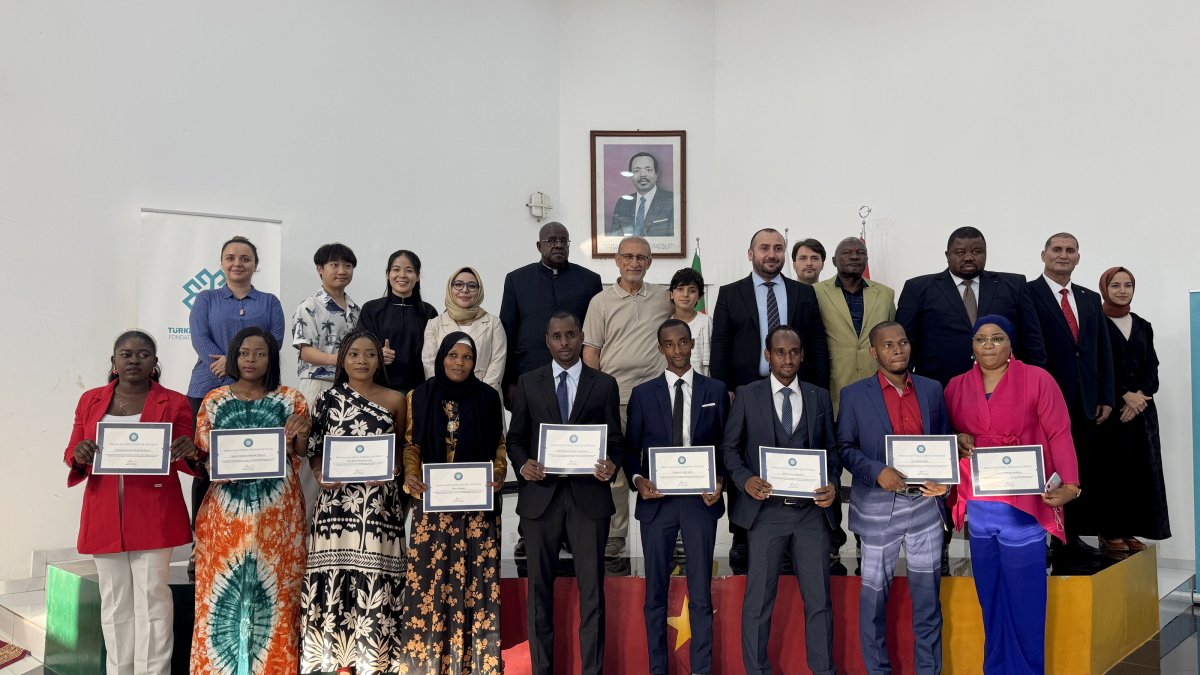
[64,380,195,554]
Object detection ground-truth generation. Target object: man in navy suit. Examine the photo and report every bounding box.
[721,325,839,675]
[507,311,624,675]
[625,318,729,675]
[837,322,951,675]
[1028,233,1114,553]
[608,151,675,236]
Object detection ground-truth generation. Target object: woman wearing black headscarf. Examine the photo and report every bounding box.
[399,332,506,674]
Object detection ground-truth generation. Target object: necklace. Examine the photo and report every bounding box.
[229,386,267,402]
[114,388,146,415]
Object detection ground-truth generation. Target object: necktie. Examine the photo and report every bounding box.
[633,196,646,235]
[1060,288,1079,343]
[764,281,780,332]
[779,386,794,434]
[962,279,978,325]
[671,379,685,446]
[557,371,571,423]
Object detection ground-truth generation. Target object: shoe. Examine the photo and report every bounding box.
[1099,536,1130,552]
[1124,538,1148,551]
[514,536,526,557]
[729,543,748,575]
[605,538,625,558]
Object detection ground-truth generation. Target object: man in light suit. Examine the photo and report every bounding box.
[837,322,951,675]
[608,151,675,236]
[624,318,729,675]
[721,325,839,675]
[1028,233,1114,555]
[507,311,624,675]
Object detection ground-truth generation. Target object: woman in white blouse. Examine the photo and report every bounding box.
[421,267,507,394]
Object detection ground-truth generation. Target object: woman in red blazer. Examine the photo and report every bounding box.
[65,330,197,675]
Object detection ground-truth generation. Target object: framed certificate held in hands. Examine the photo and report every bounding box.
[322,434,395,483]
[971,445,1046,497]
[648,446,717,495]
[538,423,608,475]
[759,447,827,498]
[423,462,494,513]
[209,428,287,481]
[885,435,960,484]
[93,422,173,475]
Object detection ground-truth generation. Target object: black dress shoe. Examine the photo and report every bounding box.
[729,544,748,575]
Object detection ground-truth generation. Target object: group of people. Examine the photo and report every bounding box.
[61,221,1168,675]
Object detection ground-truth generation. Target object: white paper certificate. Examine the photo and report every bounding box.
[323,434,395,482]
[759,447,827,498]
[538,423,607,474]
[648,446,717,495]
[423,462,494,512]
[93,422,173,475]
[209,428,287,481]
[971,445,1046,496]
[885,435,960,484]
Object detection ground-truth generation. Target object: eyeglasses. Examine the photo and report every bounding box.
[972,335,1009,346]
[539,238,570,246]
[617,253,651,264]
[451,281,480,292]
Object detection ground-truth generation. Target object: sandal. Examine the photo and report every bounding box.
[1099,536,1130,552]
[1124,538,1148,551]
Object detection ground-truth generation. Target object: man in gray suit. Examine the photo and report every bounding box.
[608,151,675,236]
[721,325,839,675]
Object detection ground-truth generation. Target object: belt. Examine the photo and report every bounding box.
[771,495,811,507]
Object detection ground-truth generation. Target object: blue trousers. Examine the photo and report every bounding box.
[967,500,1048,675]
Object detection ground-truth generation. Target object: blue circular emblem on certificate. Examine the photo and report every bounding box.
[129,432,139,442]
[355,445,365,453]
[788,458,797,467]
[244,438,254,448]
[1003,456,1012,465]
[678,456,687,465]
[917,444,926,454]
[569,434,579,443]
[454,472,464,481]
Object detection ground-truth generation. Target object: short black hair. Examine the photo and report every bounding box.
[765,325,802,351]
[749,228,784,249]
[221,235,259,264]
[946,227,986,250]
[657,317,692,343]
[225,327,282,391]
[1043,232,1079,250]
[628,151,659,173]
[790,238,826,261]
[668,268,705,297]
[314,242,357,267]
[867,320,905,347]
[546,310,581,333]
[108,330,161,383]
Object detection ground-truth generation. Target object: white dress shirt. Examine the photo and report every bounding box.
[665,368,694,447]
[1042,274,1078,319]
[551,359,583,419]
[949,271,984,309]
[769,374,804,431]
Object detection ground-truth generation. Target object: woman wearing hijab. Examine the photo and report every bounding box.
[357,250,438,393]
[1094,267,1170,551]
[401,333,506,674]
[420,267,507,395]
[944,314,1081,675]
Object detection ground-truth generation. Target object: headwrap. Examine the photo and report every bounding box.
[444,267,488,324]
[409,332,502,464]
[972,314,1017,352]
[1099,266,1135,318]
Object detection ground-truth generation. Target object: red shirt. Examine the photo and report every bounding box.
[878,371,923,436]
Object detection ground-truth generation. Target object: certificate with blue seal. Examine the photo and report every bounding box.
[422,461,494,512]
[971,445,1046,496]
[537,423,608,475]
[209,428,287,480]
[648,446,717,495]
[885,435,960,484]
[322,434,395,482]
[758,447,827,498]
[93,422,173,475]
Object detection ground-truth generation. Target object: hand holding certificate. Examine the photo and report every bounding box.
[648,446,717,495]
[420,462,495,513]
[537,424,609,475]
[885,435,960,485]
[970,445,1046,496]
[93,422,173,475]
[756,447,831,503]
[209,428,287,481]
[322,434,396,483]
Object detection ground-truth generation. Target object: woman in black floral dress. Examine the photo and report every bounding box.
[400,332,506,674]
[300,329,409,674]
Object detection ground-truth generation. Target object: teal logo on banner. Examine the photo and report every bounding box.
[182,268,227,309]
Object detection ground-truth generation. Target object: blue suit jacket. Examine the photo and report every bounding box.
[836,373,951,534]
[624,371,729,521]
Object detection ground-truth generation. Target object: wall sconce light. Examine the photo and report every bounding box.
[527,192,553,221]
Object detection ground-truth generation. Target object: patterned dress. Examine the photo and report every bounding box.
[300,383,409,674]
[400,400,503,675]
[191,386,309,675]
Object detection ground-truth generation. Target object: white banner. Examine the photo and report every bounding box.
[138,209,282,394]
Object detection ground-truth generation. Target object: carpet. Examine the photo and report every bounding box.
[0,639,28,669]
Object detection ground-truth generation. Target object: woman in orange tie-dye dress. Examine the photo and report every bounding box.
[190,327,312,674]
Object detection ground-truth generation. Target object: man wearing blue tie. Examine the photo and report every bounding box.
[608,151,675,236]
[624,318,729,675]
[836,321,951,675]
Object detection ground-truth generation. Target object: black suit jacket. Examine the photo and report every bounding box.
[1027,277,1115,419]
[709,274,829,391]
[505,362,624,519]
[608,188,675,236]
[896,269,1047,387]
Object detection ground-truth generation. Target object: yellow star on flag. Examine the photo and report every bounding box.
[666,594,692,651]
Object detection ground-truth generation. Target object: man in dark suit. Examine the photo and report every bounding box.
[721,326,839,675]
[608,151,675,236]
[837,321,951,675]
[506,311,624,675]
[896,226,1048,387]
[1028,233,1114,555]
[624,318,729,675]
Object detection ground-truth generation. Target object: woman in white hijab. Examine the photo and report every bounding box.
[421,266,507,394]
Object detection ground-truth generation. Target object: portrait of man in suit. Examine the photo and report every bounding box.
[608,151,675,237]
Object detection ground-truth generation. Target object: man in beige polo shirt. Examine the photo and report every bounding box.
[582,236,675,557]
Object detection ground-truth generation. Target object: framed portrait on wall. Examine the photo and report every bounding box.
[590,130,686,258]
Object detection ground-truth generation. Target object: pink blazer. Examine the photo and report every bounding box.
[944,359,1079,541]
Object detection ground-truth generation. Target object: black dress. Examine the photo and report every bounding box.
[1095,313,1171,540]
[357,293,438,393]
